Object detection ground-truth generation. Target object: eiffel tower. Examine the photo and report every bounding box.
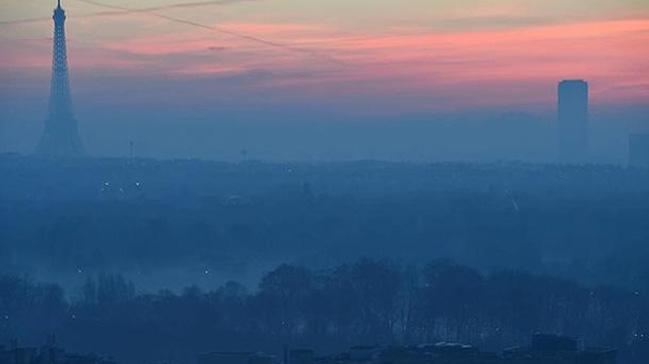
[36,0,84,157]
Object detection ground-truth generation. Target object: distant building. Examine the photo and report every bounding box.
[558,80,589,163]
[36,0,84,158]
[629,134,649,168]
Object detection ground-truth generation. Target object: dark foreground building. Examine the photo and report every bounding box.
[202,335,616,364]
[198,352,275,364]
[0,344,114,364]
[502,334,617,364]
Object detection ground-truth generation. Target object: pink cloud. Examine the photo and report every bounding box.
[2,17,648,109]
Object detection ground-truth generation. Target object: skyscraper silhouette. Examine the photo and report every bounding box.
[36,0,84,157]
[557,80,588,163]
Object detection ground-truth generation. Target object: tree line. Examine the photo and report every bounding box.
[1,260,649,364]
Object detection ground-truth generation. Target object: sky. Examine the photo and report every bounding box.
[0,0,648,160]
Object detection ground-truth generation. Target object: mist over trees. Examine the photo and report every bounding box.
[2,157,649,291]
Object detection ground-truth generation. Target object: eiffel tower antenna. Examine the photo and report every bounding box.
[36,0,85,157]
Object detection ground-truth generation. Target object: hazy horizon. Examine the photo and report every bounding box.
[1,0,648,162]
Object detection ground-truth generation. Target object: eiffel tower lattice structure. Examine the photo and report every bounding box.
[36,0,85,157]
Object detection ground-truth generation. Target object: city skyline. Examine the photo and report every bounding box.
[0,1,647,161]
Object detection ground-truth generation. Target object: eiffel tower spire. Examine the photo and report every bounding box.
[36,0,85,157]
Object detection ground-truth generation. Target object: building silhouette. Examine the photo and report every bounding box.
[557,80,588,163]
[629,133,649,168]
[0,342,115,364]
[36,0,84,158]
[199,334,617,364]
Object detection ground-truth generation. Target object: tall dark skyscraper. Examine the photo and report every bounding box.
[36,0,84,157]
[557,80,588,162]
